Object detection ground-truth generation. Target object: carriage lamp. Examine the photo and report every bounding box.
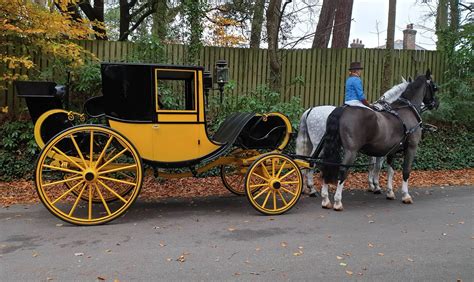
[215,60,229,103]
[203,71,213,108]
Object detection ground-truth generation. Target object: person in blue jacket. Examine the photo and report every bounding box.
[344,62,372,108]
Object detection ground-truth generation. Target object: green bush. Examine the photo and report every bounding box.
[207,82,304,132]
[413,124,473,170]
[425,21,473,129]
[0,121,37,181]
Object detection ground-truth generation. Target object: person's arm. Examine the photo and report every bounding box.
[355,78,371,107]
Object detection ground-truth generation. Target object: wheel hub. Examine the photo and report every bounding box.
[270,179,281,189]
[83,169,97,182]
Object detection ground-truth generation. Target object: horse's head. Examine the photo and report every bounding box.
[423,69,439,110]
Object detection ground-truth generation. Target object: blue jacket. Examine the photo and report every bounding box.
[345,76,366,102]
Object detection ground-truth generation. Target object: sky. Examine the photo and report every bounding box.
[289,0,439,50]
[350,0,437,50]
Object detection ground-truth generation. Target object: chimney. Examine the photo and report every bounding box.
[350,38,364,48]
[403,24,417,50]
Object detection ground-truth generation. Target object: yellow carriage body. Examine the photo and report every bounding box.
[99,63,293,168]
[16,63,303,226]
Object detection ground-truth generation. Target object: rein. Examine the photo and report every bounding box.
[381,81,435,156]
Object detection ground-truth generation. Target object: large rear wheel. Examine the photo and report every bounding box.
[35,125,143,225]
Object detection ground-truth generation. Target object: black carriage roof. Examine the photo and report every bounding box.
[101,62,204,71]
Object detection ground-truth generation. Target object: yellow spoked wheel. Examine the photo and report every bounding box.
[220,149,259,196]
[245,153,302,215]
[35,125,143,225]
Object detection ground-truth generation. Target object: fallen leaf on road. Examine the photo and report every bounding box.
[249,272,260,275]
[369,220,375,224]
[458,221,464,224]
[228,227,235,231]
[337,256,344,260]
[378,253,384,256]
[55,224,63,227]
[298,246,304,250]
[105,249,111,253]
[346,270,353,276]
[74,253,84,257]
[407,258,414,262]
[255,247,261,251]
[358,272,364,276]
[293,251,303,256]
[368,243,374,248]
[32,252,38,257]
[442,233,447,236]
[97,277,105,281]
[281,242,287,247]
[339,262,347,267]
[166,258,172,262]
[234,272,241,276]
[159,243,166,247]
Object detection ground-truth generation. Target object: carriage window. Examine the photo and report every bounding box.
[156,70,196,111]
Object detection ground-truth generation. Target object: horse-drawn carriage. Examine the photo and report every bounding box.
[16,62,309,225]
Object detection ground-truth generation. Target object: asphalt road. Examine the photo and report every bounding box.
[1,185,472,281]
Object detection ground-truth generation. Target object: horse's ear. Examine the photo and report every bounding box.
[425,69,431,79]
[408,76,413,82]
[401,76,407,83]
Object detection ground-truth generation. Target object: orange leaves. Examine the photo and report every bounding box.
[2,56,34,70]
[207,15,246,47]
[0,0,96,85]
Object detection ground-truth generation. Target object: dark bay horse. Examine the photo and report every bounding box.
[320,70,438,211]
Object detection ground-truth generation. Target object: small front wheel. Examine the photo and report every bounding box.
[35,125,143,225]
[245,153,302,215]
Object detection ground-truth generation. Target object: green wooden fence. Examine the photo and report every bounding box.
[1,40,446,115]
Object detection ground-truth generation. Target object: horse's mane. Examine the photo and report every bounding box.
[380,81,409,103]
[401,75,425,99]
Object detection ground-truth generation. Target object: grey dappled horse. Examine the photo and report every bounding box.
[320,70,438,211]
[296,80,410,196]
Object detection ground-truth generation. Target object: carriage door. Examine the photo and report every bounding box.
[153,68,200,163]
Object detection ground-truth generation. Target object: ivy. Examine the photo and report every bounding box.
[182,0,206,64]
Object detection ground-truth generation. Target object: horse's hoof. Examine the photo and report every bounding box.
[402,195,413,204]
[367,188,374,193]
[386,191,396,200]
[322,199,332,209]
[309,192,318,198]
[333,202,344,211]
[373,189,382,195]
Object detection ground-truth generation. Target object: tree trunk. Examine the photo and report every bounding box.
[381,0,396,93]
[331,0,354,48]
[152,0,168,41]
[266,0,283,91]
[449,0,459,32]
[184,0,204,64]
[436,0,448,50]
[93,0,107,39]
[312,0,337,48]
[119,0,130,41]
[249,0,265,49]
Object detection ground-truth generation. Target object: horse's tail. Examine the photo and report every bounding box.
[295,108,312,156]
[321,106,345,184]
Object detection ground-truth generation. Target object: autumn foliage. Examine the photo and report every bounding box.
[0,0,98,91]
